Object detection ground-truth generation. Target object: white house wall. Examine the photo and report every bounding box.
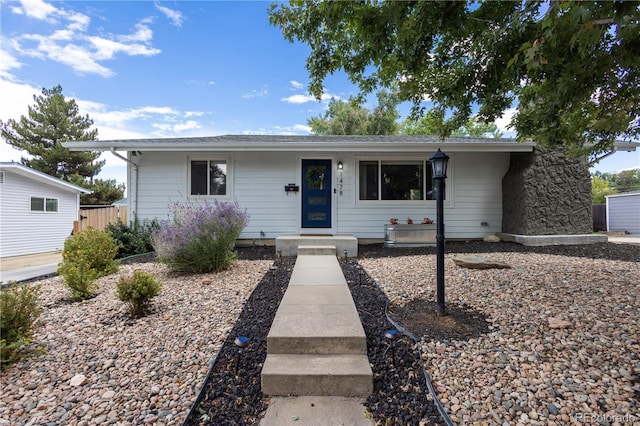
[134,151,509,241]
[0,172,78,258]
[607,193,640,234]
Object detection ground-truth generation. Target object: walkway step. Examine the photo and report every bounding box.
[261,354,373,397]
[297,245,336,256]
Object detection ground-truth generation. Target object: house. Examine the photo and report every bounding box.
[64,135,638,250]
[0,162,91,270]
[606,191,640,235]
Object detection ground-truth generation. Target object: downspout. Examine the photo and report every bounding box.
[110,147,138,220]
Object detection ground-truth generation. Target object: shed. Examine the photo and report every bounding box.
[606,191,640,234]
[0,162,91,270]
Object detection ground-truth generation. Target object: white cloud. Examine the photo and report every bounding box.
[0,49,22,77]
[495,107,516,135]
[293,124,311,133]
[155,2,184,27]
[242,87,269,99]
[281,92,334,104]
[5,2,162,77]
[290,80,304,90]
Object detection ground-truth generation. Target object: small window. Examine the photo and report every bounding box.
[190,160,227,196]
[31,197,58,212]
[357,159,439,201]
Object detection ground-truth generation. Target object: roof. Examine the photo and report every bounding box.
[0,162,92,194]
[62,134,537,153]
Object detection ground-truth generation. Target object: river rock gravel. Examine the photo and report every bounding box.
[2,242,639,426]
[359,241,640,425]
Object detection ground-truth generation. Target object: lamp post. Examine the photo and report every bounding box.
[430,149,449,316]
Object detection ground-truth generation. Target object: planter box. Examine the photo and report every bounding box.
[384,224,437,247]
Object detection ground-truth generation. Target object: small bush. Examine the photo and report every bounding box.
[1,283,43,365]
[152,199,249,273]
[58,228,120,300]
[106,217,159,259]
[116,271,161,316]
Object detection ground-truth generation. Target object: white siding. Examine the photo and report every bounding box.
[607,193,640,234]
[0,171,79,258]
[135,151,509,240]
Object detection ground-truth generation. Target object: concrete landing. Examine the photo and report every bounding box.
[260,396,372,426]
[275,235,358,257]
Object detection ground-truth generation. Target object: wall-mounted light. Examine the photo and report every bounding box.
[337,161,343,170]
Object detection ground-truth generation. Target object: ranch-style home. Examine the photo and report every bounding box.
[0,162,91,271]
[65,135,637,252]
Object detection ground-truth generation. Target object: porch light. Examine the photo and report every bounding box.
[337,161,343,170]
[429,149,449,316]
[430,149,449,179]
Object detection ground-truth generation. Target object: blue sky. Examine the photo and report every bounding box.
[1,0,638,190]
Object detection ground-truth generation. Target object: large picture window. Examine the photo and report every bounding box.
[358,159,439,201]
[190,160,227,196]
[30,197,58,212]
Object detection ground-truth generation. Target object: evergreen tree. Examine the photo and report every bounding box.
[1,85,104,180]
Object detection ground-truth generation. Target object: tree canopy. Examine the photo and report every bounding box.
[1,85,124,205]
[308,90,400,135]
[270,1,640,157]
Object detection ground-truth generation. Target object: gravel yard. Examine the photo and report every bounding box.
[359,242,640,425]
[1,242,638,426]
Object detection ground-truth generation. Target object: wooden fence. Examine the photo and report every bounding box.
[74,206,127,233]
[592,204,607,232]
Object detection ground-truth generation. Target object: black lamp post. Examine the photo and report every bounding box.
[430,149,449,316]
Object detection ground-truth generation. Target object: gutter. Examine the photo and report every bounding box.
[110,147,138,219]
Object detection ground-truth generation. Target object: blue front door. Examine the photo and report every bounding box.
[302,159,332,229]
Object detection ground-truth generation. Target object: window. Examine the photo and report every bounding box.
[358,159,439,201]
[30,197,58,212]
[190,160,228,196]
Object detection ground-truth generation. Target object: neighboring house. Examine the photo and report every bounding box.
[64,135,639,244]
[0,162,91,268]
[606,191,640,234]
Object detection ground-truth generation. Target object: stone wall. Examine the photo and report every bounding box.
[502,147,592,235]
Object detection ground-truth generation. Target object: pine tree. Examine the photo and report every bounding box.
[1,85,104,181]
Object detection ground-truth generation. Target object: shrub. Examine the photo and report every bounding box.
[1,283,43,365]
[152,199,249,273]
[116,271,161,317]
[106,217,159,259]
[58,228,120,300]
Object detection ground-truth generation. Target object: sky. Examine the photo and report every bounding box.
[1,0,638,192]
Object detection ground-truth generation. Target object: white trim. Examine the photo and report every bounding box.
[605,191,640,199]
[29,196,59,213]
[0,163,91,194]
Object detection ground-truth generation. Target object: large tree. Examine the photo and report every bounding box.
[1,85,124,204]
[308,90,400,135]
[270,1,640,158]
[402,110,503,138]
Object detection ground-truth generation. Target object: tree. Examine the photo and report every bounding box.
[308,90,400,135]
[270,1,640,157]
[1,85,124,204]
[1,86,104,180]
[594,169,640,193]
[591,175,618,204]
[402,110,503,137]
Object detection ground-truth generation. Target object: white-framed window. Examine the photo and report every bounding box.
[189,159,229,196]
[358,159,442,201]
[30,196,58,212]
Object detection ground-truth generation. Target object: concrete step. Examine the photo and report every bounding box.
[261,354,373,397]
[275,235,358,257]
[297,245,336,256]
[268,285,366,355]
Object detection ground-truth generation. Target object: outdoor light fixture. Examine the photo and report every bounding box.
[343,249,349,261]
[234,336,249,374]
[277,250,282,260]
[429,149,449,316]
[384,329,397,363]
[337,161,343,170]
[270,265,277,283]
[357,265,364,285]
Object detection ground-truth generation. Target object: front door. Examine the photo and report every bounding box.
[302,159,332,229]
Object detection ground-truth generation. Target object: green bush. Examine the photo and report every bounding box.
[116,271,161,316]
[106,217,159,259]
[58,228,119,300]
[1,283,43,366]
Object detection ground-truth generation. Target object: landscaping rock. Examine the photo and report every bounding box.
[452,255,511,269]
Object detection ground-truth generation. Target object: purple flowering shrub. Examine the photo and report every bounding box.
[152,199,249,273]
